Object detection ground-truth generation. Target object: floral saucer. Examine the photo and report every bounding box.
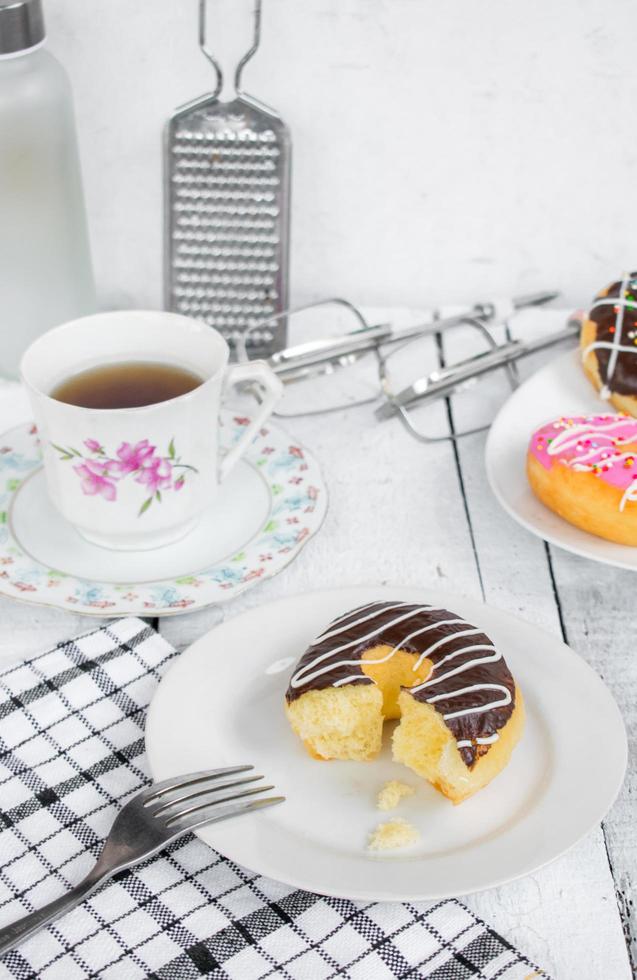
[0,413,327,616]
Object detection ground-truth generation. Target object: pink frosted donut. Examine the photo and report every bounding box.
[527,414,637,545]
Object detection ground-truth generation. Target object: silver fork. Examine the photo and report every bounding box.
[0,766,283,956]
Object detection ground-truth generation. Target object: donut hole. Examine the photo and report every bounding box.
[360,645,432,718]
[285,645,431,763]
[285,645,435,764]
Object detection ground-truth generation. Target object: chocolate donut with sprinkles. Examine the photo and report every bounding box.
[527,413,637,545]
[285,601,525,804]
[581,272,637,415]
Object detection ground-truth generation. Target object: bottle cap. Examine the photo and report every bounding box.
[0,0,45,56]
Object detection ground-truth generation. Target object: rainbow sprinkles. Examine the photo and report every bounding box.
[530,414,637,512]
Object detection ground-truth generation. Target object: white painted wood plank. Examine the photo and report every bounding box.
[0,598,96,662]
[468,829,630,980]
[440,314,564,624]
[442,314,631,978]
[546,551,637,973]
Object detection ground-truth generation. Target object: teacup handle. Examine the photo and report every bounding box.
[220,360,283,482]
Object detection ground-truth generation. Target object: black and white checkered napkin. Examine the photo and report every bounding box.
[0,618,547,980]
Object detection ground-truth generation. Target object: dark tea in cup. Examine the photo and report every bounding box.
[50,361,204,409]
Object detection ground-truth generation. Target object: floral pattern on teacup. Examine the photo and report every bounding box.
[52,438,198,516]
[0,415,327,615]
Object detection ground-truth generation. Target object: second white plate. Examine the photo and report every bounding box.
[486,348,637,569]
[145,586,626,902]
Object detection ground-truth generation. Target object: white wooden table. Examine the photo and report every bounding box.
[0,307,633,979]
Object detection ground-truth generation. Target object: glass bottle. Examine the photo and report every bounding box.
[0,0,96,377]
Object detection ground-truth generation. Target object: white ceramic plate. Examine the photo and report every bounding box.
[0,414,327,615]
[486,348,637,570]
[145,585,626,902]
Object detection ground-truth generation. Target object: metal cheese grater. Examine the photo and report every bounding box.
[164,0,291,357]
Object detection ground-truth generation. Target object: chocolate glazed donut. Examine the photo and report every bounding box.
[582,273,637,402]
[286,601,515,768]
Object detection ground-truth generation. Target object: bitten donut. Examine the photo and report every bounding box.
[285,601,525,805]
[527,414,637,545]
[581,273,637,416]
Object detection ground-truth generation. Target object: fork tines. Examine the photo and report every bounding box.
[145,767,284,833]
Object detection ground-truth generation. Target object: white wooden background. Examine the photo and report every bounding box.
[0,307,633,979]
[45,0,637,312]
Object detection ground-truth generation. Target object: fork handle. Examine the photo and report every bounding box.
[0,871,107,957]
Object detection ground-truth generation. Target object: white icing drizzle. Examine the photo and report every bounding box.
[290,603,513,758]
[620,482,637,512]
[314,601,382,638]
[582,340,637,361]
[572,449,635,470]
[425,683,512,720]
[410,646,501,693]
[608,271,629,382]
[546,417,631,458]
[456,733,499,749]
[412,626,484,670]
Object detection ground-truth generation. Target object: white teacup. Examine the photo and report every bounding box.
[20,310,283,551]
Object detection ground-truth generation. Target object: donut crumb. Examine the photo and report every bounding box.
[368,818,420,852]
[377,779,415,811]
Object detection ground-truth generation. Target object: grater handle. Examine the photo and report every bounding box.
[198,0,223,98]
[219,359,283,482]
[199,0,262,97]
